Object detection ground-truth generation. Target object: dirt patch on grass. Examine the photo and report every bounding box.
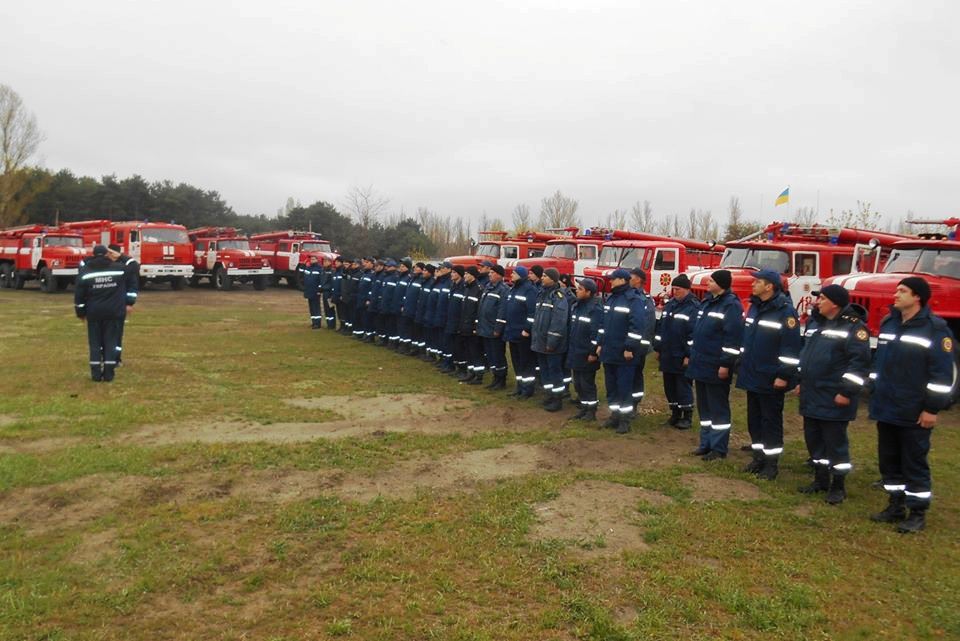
[119,394,553,445]
[71,528,119,564]
[0,435,86,454]
[531,480,672,557]
[681,473,765,502]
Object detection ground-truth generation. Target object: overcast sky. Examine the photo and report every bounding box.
[3,0,958,227]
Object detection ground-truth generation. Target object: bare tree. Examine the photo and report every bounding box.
[687,209,718,240]
[630,200,654,232]
[0,84,45,226]
[606,209,627,230]
[487,217,506,231]
[511,203,533,232]
[342,184,389,228]
[826,200,883,230]
[792,207,818,226]
[723,195,764,241]
[538,190,580,229]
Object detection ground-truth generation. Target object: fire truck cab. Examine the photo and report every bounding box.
[59,219,194,289]
[514,227,605,280]
[0,225,85,292]
[582,229,725,304]
[824,219,960,344]
[445,230,559,276]
[188,227,273,291]
[250,230,338,288]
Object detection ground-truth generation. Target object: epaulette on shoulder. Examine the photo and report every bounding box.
[556,290,563,298]
[839,313,861,325]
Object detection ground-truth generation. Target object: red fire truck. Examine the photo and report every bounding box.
[0,225,85,292]
[59,219,194,289]
[823,219,960,342]
[187,227,273,290]
[514,227,606,279]
[688,222,909,320]
[250,230,338,288]
[582,229,726,304]
[445,230,561,275]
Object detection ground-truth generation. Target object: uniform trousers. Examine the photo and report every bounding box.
[802,417,851,476]
[878,421,932,509]
[87,318,122,381]
[695,380,732,455]
[747,391,785,458]
[631,353,647,404]
[307,297,322,327]
[509,338,536,393]
[662,371,694,410]
[572,368,598,406]
[536,352,565,396]
[483,337,507,377]
[603,363,636,415]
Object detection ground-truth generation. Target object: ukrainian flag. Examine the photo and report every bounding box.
[775,187,789,207]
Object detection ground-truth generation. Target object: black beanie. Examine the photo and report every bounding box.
[818,284,850,308]
[491,264,505,276]
[453,265,465,277]
[530,265,544,278]
[544,267,561,283]
[711,269,732,290]
[424,264,436,274]
[671,273,691,289]
[899,276,931,306]
[465,266,479,278]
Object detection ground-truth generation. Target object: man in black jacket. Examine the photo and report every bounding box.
[75,245,129,382]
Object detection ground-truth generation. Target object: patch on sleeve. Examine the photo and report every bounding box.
[786,317,797,329]
[856,328,869,341]
[943,337,953,353]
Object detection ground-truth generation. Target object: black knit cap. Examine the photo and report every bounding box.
[818,284,849,308]
[899,276,931,306]
[424,264,436,274]
[671,273,691,289]
[465,266,479,278]
[107,243,122,253]
[711,269,732,290]
[544,267,560,282]
[453,265,465,277]
[530,265,544,278]
[491,264,505,276]
[629,267,647,282]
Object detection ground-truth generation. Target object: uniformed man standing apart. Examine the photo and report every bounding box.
[655,274,699,430]
[503,265,538,398]
[567,278,604,421]
[531,268,570,412]
[106,244,138,365]
[736,269,802,479]
[796,285,871,504]
[478,264,509,390]
[75,245,129,382]
[597,268,647,433]
[869,277,955,533]
[687,269,744,460]
[302,256,323,329]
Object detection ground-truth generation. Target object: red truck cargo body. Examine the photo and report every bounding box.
[0,225,85,292]
[187,227,273,291]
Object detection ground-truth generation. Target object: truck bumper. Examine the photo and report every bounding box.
[141,264,195,279]
[226,268,274,276]
[52,268,79,277]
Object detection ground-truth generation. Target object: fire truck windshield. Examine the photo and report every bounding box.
[301,242,332,252]
[598,246,624,267]
[43,236,83,247]
[141,229,189,244]
[722,248,789,273]
[543,243,576,259]
[216,240,251,250]
[883,247,960,279]
[476,244,500,257]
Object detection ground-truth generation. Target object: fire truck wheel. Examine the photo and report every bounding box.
[188,275,201,287]
[0,263,11,288]
[12,271,25,290]
[289,273,302,290]
[213,266,233,291]
[170,277,186,291]
[56,278,69,291]
[253,276,267,291]
[40,267,58,294]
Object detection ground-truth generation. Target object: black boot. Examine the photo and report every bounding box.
[799,467,830,494]
[665,407,680,427]
[102,364,116,382]
[581,406,597,422]
[756,456,779,481]
[825,474,847,505]
[490,374,507,390]
[897,508,926,533]
[615,414,631,434]
[456,367,473,381]
[743,451,764,475]
[543,396,562,412]
[675,409,692,430]
[603,413,620,429]
[871,494,907,523]
[467,373,484,386]
[90,365,103,382]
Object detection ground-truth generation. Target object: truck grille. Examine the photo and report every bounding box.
[238,257,262,269]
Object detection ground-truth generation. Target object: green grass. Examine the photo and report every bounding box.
[1,287,959,640]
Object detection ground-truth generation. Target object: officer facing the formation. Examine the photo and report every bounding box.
[477,264,509,390]
[655,274,700,430]
[503,265,538,398]
[302,255,323,328]
[106,243,138,365]
[687,269,744,460]
[75,245,129,382]
[736,269,802,480]
[566,278,604,421]
[869,277,955,533]
[531,267,570,412]
[597,268,647,433]
[797,285,871,504]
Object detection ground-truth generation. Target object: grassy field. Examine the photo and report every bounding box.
[1,285,958,641]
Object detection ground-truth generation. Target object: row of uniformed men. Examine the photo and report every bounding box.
[73,244,140,382]
[305,256,952,533]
